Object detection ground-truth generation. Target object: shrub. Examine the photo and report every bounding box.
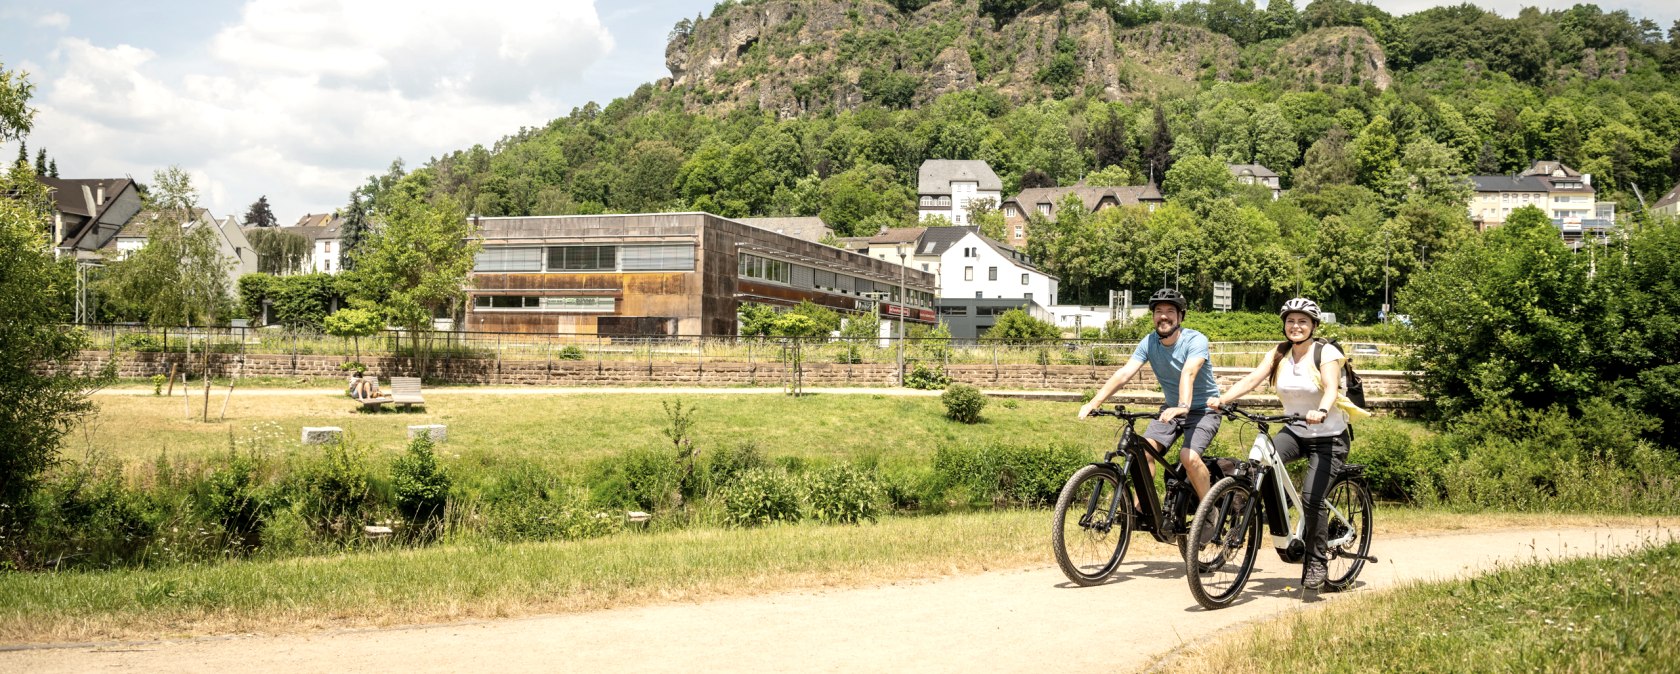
[199,449,270,548]
[721,468,802,527]
[588,447,681,512]
[708,441,768,491]
[477,464,619,542]
[286,441,379,539]
[942,383,987,423]
[905,363,951,390]
[557,345,584,360]
[807,463,882,524]
[982,309,1060,344]
[117,332,163,352]
[151,374,166,395]
[929,442,1089,508]
[391,435,451,526]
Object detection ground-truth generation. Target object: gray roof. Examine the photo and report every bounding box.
[1522,160,1581,178]
[917,160,1002,195]
[1471,175,1546,192]
[731,216,833,243]
[1227,164,1278,178]
[913,226,1054,277]
[1002,184,1164,211]
[1654,177,1680,211]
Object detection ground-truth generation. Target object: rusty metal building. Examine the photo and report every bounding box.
[466,213,938,336]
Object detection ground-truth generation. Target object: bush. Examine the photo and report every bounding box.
[117,332,163,352]
[285,441,380,540]
[982,309,1060,344]
[928,442,1089,508]
[708,441,768,491]
[904,363,950,390]
[721,468,802,527]
[588,447,681,512]
[391,435,451,526]
[557,345,585,360]
[942,383,987,423]
[477,464,619,542]
[199,450,270,549]
[807,463,882,524]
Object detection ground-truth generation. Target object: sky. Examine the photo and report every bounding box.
[1,0,1674,226]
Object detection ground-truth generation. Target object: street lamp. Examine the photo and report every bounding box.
[896,243,908,387]
[1382,232,1391,321]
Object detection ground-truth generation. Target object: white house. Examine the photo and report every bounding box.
[1228,164,1282,200]
[917,160,1002,226]
[922,227,1057,305]
[108,208,256,291]
[291,213,345,273]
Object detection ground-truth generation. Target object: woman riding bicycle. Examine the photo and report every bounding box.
[1211,297,1367,590]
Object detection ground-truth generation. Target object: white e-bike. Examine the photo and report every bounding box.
[1183,404,1377,609]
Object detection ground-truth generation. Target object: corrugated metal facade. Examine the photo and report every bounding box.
[466,213,937,337]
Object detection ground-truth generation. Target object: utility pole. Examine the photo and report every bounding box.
[896,244,908,387]
[1174,249,1181,290]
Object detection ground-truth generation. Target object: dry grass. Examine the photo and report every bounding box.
[0,509,1655,646]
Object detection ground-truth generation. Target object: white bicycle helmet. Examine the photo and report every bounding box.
[1279,297,1321,324]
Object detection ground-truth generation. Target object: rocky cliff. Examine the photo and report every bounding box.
[662,0,1389,116]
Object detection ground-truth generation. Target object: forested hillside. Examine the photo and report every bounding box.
[347,0,1680,315]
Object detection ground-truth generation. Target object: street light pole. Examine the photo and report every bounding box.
[1383,236,1391,321]
[897,244,907,387]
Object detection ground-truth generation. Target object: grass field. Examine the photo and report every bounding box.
[1158,535,1680,673]
[0,508,1650,645]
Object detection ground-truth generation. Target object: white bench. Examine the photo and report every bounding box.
[358,376,424,411]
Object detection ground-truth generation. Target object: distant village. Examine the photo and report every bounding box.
[42,157,1678,340]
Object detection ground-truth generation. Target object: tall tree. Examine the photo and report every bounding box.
[243,195,278,227]
[32,147,45,175]
[1144,106,1175,183]
[339,191,370,271]
[348,189,478,373]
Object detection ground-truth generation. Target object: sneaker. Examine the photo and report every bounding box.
[1303,560,1328,590]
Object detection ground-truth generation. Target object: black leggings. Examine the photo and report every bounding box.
[1273,427,1350,568]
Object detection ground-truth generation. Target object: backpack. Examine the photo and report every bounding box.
[1269,338,1367,408]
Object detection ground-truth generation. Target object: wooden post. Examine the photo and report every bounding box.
[165,362,178,396]
[202,342,212,422]
[220,356,244,420]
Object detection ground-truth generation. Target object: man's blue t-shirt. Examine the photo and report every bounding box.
[1129,327,1220,410]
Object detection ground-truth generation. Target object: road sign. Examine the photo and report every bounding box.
[1212,282,1232,312]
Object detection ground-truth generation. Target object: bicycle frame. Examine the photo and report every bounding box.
[1090,415,1193,545]
[1241,426,1356,555]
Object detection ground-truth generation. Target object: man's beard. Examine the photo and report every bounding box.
[1155,320,1179,337]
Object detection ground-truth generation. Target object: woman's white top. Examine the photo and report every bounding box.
[1274,343,1350,438]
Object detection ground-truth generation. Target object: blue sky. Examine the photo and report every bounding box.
[1,0,1674,225]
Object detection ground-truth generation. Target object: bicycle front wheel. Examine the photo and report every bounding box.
[1185,477,1262,610]
[1051,464,1133,586]
[1323,477,1374,591]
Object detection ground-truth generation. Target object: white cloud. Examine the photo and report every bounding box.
[28,0,614,223]
[37,12,70,29]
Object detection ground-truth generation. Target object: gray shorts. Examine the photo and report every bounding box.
[1141,410,1222,457]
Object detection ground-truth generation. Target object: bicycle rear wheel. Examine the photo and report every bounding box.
[1051,464,1133,586]
[1185,477,1262,610]
[1323,477,1373,591]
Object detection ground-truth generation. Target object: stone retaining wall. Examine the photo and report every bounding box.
[68,350,1418,395]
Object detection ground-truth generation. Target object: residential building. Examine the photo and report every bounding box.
[1654,177,1680,220]
[108,208,256,291]
[290,213,345,273]
[844,225,1059,308]
[999,183,1164,248]
[935,298,1059,342]
[916,160,1002,226]
[466,213,936,336]
[1228,164,1282,199]
[40,177,143,259]
[731,216,833,243]
[1469,161,1615,235]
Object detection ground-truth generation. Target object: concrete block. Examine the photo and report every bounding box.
[408,424,447,443]
[302,426,343,445]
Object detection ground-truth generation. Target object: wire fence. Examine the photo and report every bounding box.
[69,324,1412,371]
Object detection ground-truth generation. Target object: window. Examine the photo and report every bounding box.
[988,267,997,281]
[975,291,983,298]
[475,247,543,272]
[1021,273,1029,285]
[620,244,695,271]
[1024,292,1033,302]
[921,263,929,271]
[548,245,616,271]
[940,305,970,316]
[964,266,974,281]
[1004,205,1017,217]
[1037,203,1052,216]
[1014,226,1023,239]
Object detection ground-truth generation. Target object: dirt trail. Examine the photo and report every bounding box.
[5,526,1671,673]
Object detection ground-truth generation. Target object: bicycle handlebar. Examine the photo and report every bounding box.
[1219,404,1304,424]
[1087,406,1160,421]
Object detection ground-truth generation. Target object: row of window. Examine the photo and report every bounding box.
[960,266,1031,285]
[938,304,1028,316]
[919,196,954,208]
[472,295,617,313]
[474,244,696,273]
[738,253,933,307]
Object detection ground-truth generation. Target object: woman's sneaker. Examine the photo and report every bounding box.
[1303,560,1328,590]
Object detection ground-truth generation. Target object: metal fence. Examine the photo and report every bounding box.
[68,324,1411,371]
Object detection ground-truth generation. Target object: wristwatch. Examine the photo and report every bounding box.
[1316,408,1328,414]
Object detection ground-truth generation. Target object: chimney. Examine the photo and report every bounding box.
[81,185,97,217]
[1583,174,1592,186]
[97,185,105,206]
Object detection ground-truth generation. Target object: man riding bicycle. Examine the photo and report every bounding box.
[1077,288,1222,501]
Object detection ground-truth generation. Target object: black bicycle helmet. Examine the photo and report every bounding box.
[1148,287,1186,315]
